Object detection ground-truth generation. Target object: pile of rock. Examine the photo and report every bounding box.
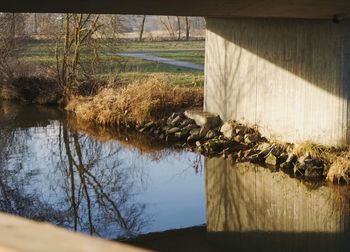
[241,142,325,179]
[137,110,326,180]
[137,110,223,143]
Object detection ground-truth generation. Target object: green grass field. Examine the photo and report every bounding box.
[14,39,205,87]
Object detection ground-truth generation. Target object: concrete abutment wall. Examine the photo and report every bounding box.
[205,18,350,145]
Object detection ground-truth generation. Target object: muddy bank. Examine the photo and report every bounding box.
[1,76,62,104]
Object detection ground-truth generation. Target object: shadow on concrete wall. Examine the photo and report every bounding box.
[205,18,350,144]
[206,18,350,100]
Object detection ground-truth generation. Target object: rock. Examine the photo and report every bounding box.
[180,118,195,127]
[206,129,219,139]
[303,158,324,179]
[244,149,260,158]
[260,137,269,142]
[286,153,298,164]
[139,121,155,132]
[280,162,294,172]
[220,121,236,139]
[230,142,248,152]
[139,127,147,133]
[234,135,244,143]
[175,131,188,139]
[144,121,155,128]
[184,109,221,129]
[256,143,272,158]
[265,153,288,166]
[294,155,324,178]
[244,133,260,144]
[235,124,253,135]
[170,115,183,127]
[203,140,228,153]
[278,154,288,164]
[165,135,176,142]
[199,124,211,138]
[162,125,171,131]
[166,113,178,125]
[256,142,271,151]
[187,133,201,142]
[182,124,198,133]
[305,166,324,179]
[167,127,181,134]
[294,164,306,176]
[249,154,265,164]
[265,153,278,166]
[189,128,200,135]
[271,146,283,157]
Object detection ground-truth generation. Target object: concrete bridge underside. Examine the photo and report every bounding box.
[2,1,350,145]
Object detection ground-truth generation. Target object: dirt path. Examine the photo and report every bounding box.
[114,52,204,71]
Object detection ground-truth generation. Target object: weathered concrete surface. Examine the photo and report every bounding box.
[0,213,151,252]
[205,18,350,145]
[205,158,350,251]
[1,0,350,19]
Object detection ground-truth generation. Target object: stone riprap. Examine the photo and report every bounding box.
[136,110,327,181]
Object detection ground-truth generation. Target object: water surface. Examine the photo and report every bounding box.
[1,101,350,252]
[0,101,206,239]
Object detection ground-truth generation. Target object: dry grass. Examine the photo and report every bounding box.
[66,77,203,126]
[327,148,350,184]
[294,141,326,158]
[293,140,340,163]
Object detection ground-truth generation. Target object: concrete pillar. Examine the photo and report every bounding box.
[205,18,350,146]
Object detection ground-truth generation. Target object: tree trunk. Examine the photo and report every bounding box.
[176,16,181,40]
[33,13,38,34]
[139,15,146,42]
[185,16,190,41]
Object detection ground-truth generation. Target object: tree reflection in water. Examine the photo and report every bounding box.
[60,123,147,237]
[0,110,148,239]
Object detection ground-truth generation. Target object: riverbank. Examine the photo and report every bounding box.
[66,83,350,184]
[1,76,349,184]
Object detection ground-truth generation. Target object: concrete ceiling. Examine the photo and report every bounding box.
[0,0,349,19]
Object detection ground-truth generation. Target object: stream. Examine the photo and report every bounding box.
[1,100,350,252]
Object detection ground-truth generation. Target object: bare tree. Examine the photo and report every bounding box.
[56,14,101,98]
[160,16,176,40]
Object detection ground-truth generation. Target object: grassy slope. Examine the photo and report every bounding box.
[14,39,205,87]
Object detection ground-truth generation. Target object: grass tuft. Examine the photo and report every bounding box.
[327,148,350,184]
